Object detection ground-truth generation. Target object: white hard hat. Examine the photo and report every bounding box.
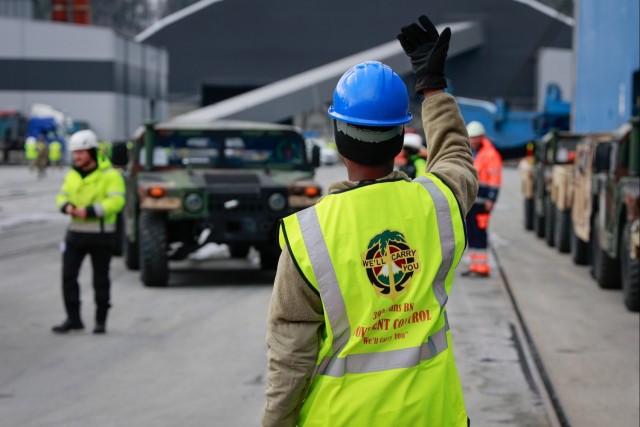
[466,121,486,138]
[69,130,99,151]
[25,136,37,144]
[403,133,424,150]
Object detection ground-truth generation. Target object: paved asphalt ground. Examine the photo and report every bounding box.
[0,163,637,426]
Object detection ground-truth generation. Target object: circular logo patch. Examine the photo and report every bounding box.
[360,230,421,300]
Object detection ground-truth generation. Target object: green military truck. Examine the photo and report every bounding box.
[112,120,322,287]
[590,117,639,311]
[569,132,613,265]
[531,130,582,247]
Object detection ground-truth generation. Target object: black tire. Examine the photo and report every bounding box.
[591,212,620,289]
[229,244,250,259]
[139,211,169,287]
[570,228,589,265]
[535,209,545,238]
[112,212,124,257]
[621,222,640,312]
[555,207,571,253]
[524,198,534,231]
[259,246,281,271]
[124,236,139,270]
[544,197,555,247]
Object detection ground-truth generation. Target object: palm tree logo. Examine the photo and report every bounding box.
[361,230,421,300]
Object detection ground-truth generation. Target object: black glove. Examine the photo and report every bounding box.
[397,15,451,94]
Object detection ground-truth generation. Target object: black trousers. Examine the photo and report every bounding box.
[62,231,115,314]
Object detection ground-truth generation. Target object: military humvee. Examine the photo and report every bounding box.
[532,130,583,247]
[519,143,536,231]
[590,117,639,311]
[113,120,322,287]
[569,132,613,265]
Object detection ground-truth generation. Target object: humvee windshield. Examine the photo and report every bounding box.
[141,129,307,169]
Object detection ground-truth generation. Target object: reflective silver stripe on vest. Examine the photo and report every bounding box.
[68,222,116,233]
[297,179,458,377]
[414,176,456,309]
[297,208,351,352]
[322,321,449,377]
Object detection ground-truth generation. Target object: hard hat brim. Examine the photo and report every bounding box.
[328,107,412,126]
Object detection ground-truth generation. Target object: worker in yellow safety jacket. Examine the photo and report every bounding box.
[262,15,478,427]
[52,129,125,335]
[24,136,37,170]
[48,139,63,168]
[399,131,427,178]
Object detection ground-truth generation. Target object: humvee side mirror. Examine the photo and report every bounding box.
[111,142,129,167]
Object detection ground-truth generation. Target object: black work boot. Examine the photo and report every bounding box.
[52,301,83,334]
[52,319,84,334]
[93,306,109,334]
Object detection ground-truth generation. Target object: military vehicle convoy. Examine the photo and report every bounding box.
[528,130,582,249]
[112,120,322,287]
[521,117,639,312]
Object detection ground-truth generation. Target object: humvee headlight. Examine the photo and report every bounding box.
[268,193,286,211]
[184,193,204,212]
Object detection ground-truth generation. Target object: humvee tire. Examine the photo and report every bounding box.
[570,229,589,265]
[139,211,169,287]
[621,223,640,312]
[555,207,571,253]
[113,212,124,257]
[591,213,620,289]
[535,209,545,238]
[124,235,139,270]
[544,197,555,247]
[524,198,534,231]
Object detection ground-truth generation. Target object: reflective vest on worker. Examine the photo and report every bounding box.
[473,136,502,206]
[24,138,37,160]
[280,173,468,426]
[48,140,62,162]
[56,156,125,233]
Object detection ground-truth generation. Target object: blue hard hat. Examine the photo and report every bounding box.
[328,61,412,126]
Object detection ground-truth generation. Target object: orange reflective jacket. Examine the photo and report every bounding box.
[474,137,502,204]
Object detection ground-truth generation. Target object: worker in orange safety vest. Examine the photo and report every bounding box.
[462,121,502,277]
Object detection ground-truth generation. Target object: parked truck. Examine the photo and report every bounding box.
[570,132,613,265]
[0,110,28,164]
[114,119,323,287]
[590,117,639,311]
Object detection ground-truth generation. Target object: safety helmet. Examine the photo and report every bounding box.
[466,121,486,138]
[403,133,423,150]
[328,61,412,126]
[69,129,99,151]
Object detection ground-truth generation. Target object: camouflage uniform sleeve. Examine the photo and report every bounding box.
[422,92,479,214]
[262,249,324,427]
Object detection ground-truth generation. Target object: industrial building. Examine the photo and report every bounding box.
[0,0,168,142]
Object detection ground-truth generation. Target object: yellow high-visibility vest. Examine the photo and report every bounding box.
[24,140,37,160]
[280,174,468,426]
[56,158,125,233]
[49,141,62,161]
